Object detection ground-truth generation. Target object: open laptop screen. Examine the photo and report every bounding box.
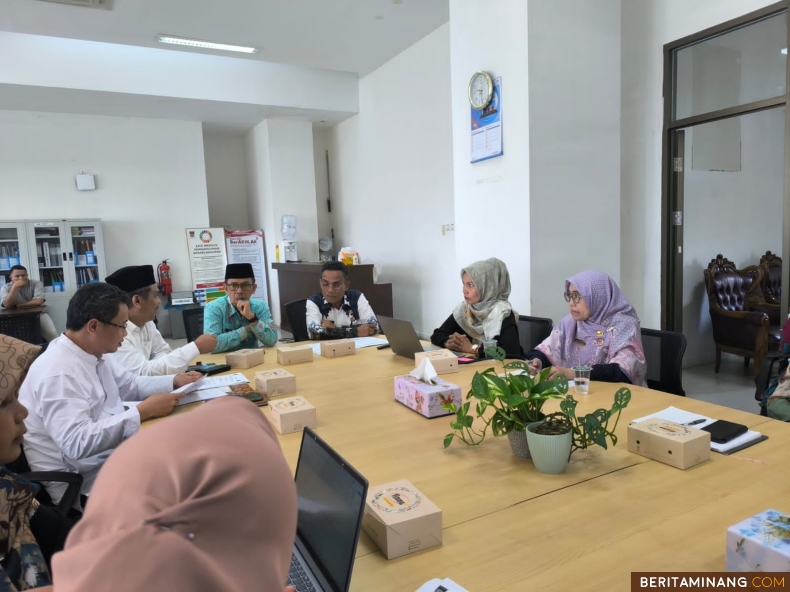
[295,428,368,592]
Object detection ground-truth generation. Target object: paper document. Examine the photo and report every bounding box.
[631,406,765,454]
[197,373,248,388]
[352,336,389,348]
[171,373,248,394]
[177,387,230,406]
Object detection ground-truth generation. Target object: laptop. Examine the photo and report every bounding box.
[377,315,463,360]
[288,427,369,592]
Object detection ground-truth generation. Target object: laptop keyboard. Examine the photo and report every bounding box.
[287,553,316,592]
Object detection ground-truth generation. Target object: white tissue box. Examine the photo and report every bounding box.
[414,349,458,374]
[393,375,462,418]
[726,509,790,572]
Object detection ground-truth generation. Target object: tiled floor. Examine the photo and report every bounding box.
[683,356,760,415]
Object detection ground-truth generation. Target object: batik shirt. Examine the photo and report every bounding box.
[306,290,378,340]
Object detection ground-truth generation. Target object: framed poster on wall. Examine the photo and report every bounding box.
[186,228,227,304]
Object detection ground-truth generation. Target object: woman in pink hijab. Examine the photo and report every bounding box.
[41,396,297,592]
[526,270,647,387]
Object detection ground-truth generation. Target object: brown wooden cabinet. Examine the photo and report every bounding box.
[272,263,393,331]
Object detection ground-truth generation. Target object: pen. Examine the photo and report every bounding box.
[683,419,706,426]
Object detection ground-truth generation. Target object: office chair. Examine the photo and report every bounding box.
[5,446,83,568]
[640,328,687,396]
[516,315,553,354]
[755,352,787,417]
[182,308,205,343]
[284,299,309,342]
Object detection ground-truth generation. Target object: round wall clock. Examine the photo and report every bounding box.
[468,71,494,110]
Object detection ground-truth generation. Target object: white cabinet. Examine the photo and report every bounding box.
[0,219,106,332]
[0,221,31,284]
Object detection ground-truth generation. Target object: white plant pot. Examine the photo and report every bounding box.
[526,421,573,474]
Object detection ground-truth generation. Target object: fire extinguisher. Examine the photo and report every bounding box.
[157,260,172,297]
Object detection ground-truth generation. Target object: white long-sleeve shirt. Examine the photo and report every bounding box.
[106,319,199,376]
[19,334,174,503]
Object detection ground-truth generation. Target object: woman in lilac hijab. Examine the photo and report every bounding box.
[526,270,647,386]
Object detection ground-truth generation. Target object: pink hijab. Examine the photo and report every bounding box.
[537,270,647,386]
[42,396,297,592]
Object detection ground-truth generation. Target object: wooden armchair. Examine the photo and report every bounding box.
[759,250,782,307]
[704,254,780,378]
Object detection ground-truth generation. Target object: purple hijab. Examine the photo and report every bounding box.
[537,270,647,386]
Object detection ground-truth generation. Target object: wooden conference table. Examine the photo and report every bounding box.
[154,342,789,591]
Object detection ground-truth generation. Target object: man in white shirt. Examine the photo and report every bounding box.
[19,282,201,504]
[306,261,379,339]
[105,265,217,375]
[0,265,58,342]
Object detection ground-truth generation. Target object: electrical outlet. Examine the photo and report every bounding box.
[447,223,455,232]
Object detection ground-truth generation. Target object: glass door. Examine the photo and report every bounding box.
[27,221,69,299]
[0,222,29,289]
[69,221,104,288]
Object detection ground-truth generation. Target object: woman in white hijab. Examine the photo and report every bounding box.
[430,258,524,359]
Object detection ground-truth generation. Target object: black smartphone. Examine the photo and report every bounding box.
[701,420,747,444]
[186,363,231,376]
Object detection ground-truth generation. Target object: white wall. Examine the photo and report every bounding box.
[247,119,319,324]
[682,108,784,367]
[449,1,531,316]
[204,132,250,229]
[327,23,457,336]
[0,32,360,116]
[528,0,622,325]
[312,127,333,244]
[620,0,778,330]
[0,110,210,332]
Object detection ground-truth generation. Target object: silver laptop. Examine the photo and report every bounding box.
[288,427,369,592]
[377,315,463,359]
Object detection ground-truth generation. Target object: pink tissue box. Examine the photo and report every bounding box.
[393,375,462,419]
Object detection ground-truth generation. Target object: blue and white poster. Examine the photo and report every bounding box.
[470,76,503,163]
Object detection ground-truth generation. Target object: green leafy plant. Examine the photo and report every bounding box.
[442,346,568,448]
[534,386,632,456]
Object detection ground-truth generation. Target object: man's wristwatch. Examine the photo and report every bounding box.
[471,344,480,357]
[247,315,259,324]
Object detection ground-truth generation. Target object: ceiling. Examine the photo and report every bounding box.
[0,0,449,75]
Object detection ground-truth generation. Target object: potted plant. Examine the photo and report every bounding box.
[526,387,632,474]
[442,347,568,458]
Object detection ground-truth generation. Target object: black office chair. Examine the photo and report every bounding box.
[5,447,83,517]
[517,315,553,354]
[182,308,205,343]
[5,447,83,568]
[755,352,787,417]
[640,328,687,396]
[284,299,309,342]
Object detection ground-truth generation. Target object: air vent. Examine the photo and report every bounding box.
[37,0,106,8]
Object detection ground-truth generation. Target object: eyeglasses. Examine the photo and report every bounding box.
[321,281,345,290]
[100,320,128,330]
[564,292,582,304]
[226,282,254,292]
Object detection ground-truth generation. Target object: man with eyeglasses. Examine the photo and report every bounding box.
[203,263,277,352]
[19,282,202,505]
[105,265,218,375]
[306,261,379,339]
[1,265,59,342]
